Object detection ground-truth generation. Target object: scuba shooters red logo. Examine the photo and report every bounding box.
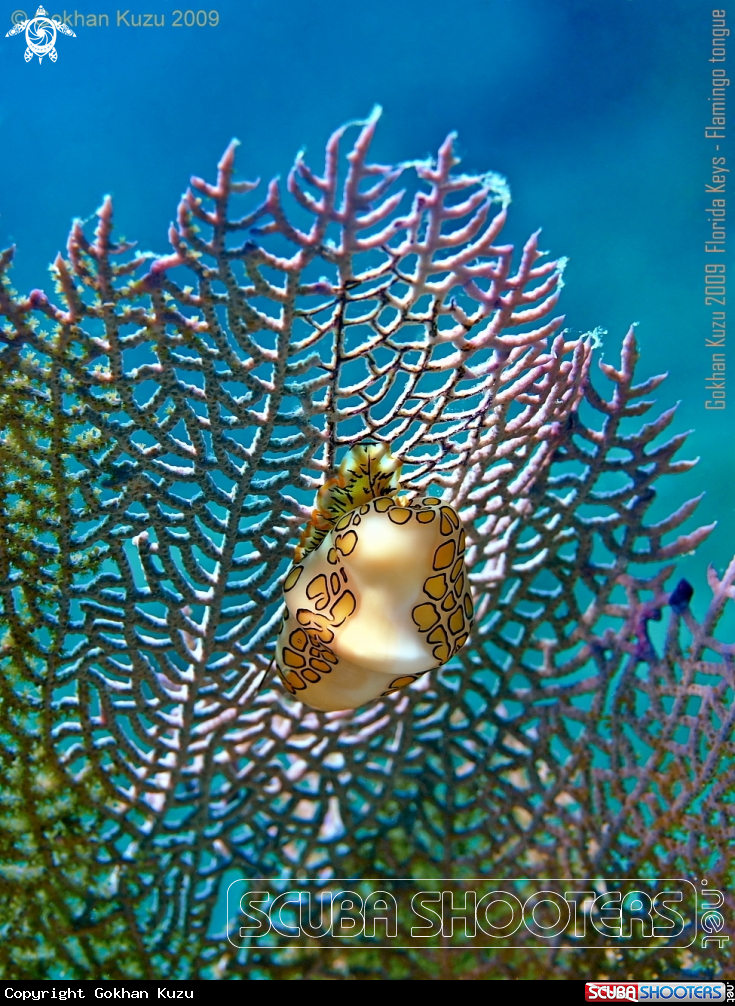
[586,989,638,1002]
[585,985,726,1002]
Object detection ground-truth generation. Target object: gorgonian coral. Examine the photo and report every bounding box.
[0,110,731,980]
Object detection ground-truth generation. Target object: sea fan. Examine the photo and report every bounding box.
[0,110,731,980]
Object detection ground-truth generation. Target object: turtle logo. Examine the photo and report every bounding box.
[5,5,76,63]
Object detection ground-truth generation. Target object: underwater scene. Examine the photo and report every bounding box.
[0,0,732,983]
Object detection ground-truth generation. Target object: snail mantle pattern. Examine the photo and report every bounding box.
[275,444,473,711]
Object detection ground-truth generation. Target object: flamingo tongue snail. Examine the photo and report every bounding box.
[275,444,473,711]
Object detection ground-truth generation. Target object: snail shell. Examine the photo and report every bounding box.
[275,445,473,711]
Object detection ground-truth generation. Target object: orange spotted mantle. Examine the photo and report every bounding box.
[275,445,473,712]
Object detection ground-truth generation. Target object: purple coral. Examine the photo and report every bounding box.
[0,112,730,980]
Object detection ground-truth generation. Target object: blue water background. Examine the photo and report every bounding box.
[0,0,731,617]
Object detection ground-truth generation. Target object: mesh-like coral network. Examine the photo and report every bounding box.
[0,110,732,980]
